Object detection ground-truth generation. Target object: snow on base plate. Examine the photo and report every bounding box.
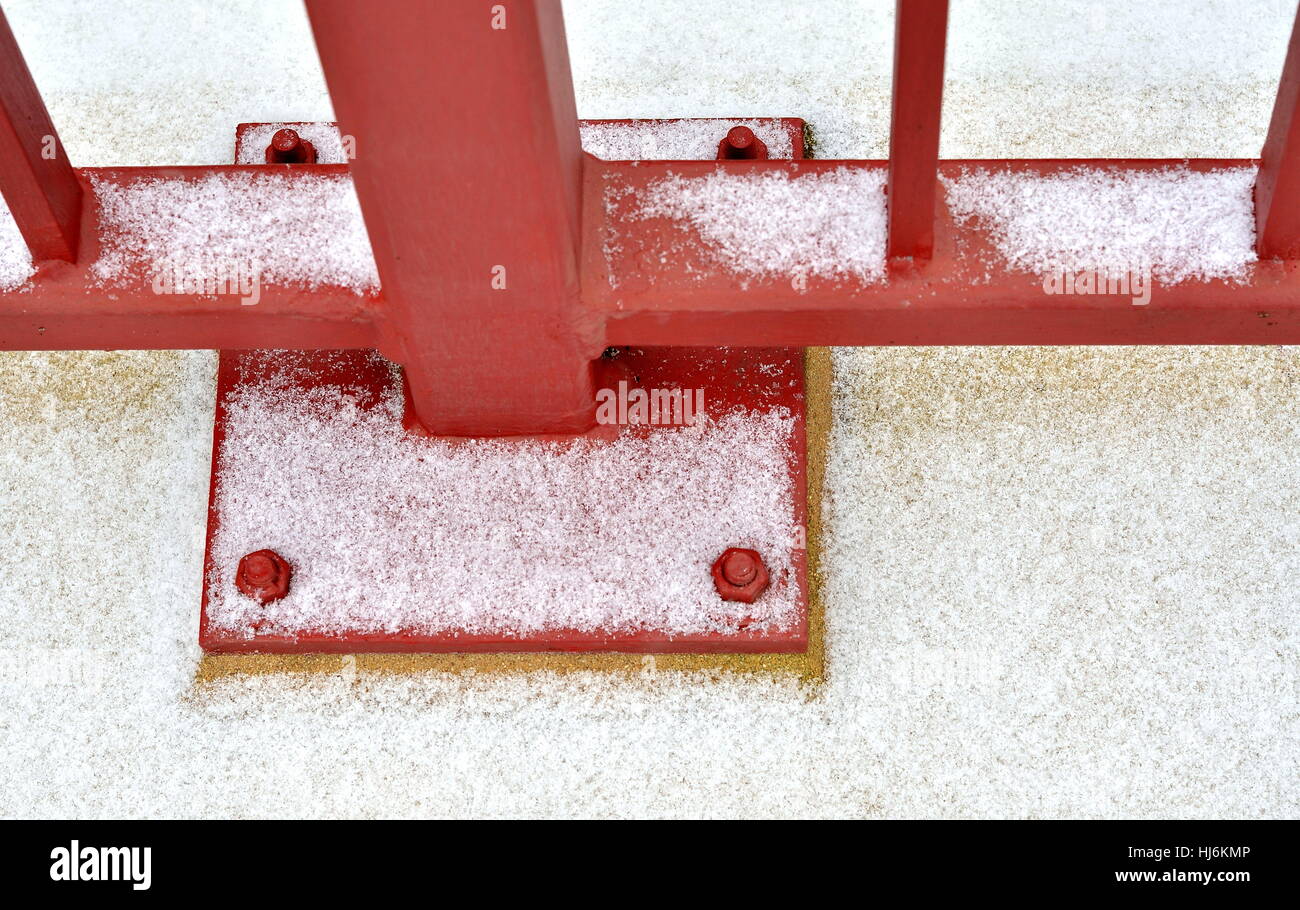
[626,166,888,283]
[235,122,351,164]
[580,118,796,160]
[234,119,795,164]
[0,195,35,291]
[88,171,379,293]
[206,355,799,640]
[942,165,1258,283]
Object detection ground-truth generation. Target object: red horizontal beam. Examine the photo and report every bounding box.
[589,158,1300,346]
[0,165,379,351]
[3,158,1299,352]
[0,8,82,262]
[1256,5,1300,260]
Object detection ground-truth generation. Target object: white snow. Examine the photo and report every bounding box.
[580,118,796,160]
[566,0,1295,160]
[0,0,1297,819]
[941,0,1296,158]
[208,355,799,638]
[628,167,888,282]
[89,172,379,293]
[0,195,35,290]
[943,165,1259,283]
[564,0,894,159]
[821,345,1300,819]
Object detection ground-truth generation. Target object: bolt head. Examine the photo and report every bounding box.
[726,126,754,149]
[721,549,757,586]
[265,128,317,164]
[717,126,768,160]
[710,547,770,603]
[235,549,292,604]
[243,553,276,585]
[271,128,301,152]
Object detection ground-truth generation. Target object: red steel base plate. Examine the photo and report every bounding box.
[199,346,809,654]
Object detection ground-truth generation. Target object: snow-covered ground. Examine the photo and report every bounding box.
[0,0,1296,817]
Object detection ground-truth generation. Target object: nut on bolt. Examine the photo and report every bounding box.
[235,549,292,603]
[265,128,317,164]
[710,547,770,603]
[717,125,768,160]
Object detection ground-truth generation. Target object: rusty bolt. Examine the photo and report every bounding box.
[265,128,317,164]
[235,549,292,603]
[717,125,768,160]
[710,547,770,603]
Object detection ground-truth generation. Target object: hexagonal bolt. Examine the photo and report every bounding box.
[265,128,317,164]
[716,125,768,160]
[235,549,292,603]
[710,547,770,603]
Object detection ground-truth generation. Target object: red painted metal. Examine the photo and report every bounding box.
[887,0,948,265]
[711,548,771,604]
[199,345,809,654]
[0,166,378,351]
[235,550,292,605]
[717,125,768,160]
[0,9,81,262]
[307,0,599,437]
[1257,6,1300,260]
[0,0,1292,655]
[265,128,316,164]
[3,20,1293,361]
[591,158,1300,346]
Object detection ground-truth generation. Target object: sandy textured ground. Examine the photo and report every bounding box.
[0,0,1296,817]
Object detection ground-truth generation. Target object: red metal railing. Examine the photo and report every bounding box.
[2,0,1299,435]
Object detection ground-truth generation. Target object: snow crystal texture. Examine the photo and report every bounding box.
[89,172,379,293]
[631,167,888,282]
[943,166,1259,283]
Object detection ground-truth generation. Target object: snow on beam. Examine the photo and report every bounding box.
[0,165,380,352]
[591,158,1300,346]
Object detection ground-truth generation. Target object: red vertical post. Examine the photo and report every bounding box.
[307,0,596,436]
[0,9,81,262]
[1257,6,1300,261]
[886,0,949,265]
